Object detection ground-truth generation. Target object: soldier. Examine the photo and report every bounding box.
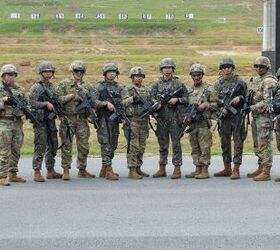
[122,67,150,179]
[94,63,123,181]
[275,68,280,182]
[56,60,96,180]
[0,64,26,186]
[184,64,218,179]
[245,56,277,181]
[151,58,188,179]
[29,61,62,182]
[214,57,247,180]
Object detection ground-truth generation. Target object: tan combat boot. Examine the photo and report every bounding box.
[62,167,70,181]
[99,165,107,178]
[247,164,263,178]
[0,177,10,186]
[253,166,271,181]
[275,176,280,182]
[8,171,26,183]
[128,167,143,179]
[152,164,167,178]
[99,165,119,178]
[46,167,62,179]
[33,169,45,182]
[214,163,232,177]
[105,166,119,181]
[230,165,240,180]
[171,165,181,179]
[77,169,96,178]
[195,165,209,179]
[185,165,202,178]
[136,166,149,177]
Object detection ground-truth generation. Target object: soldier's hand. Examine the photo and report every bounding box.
[107,102,115,112]
[73,93,82,101]
[222,108,228,117]
[230,96,240,106]
[168,97,178,105]
[198,103,209,111]
[46,102,54,111]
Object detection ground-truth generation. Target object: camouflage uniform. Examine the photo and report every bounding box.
[94,63,123,180]
[56,61,95,175]
[247,56,277,181]
[214,58,247,178]
[122,67,150,178]
[29,63,58,173]
[186,79,218,179]
[95,80,123,166]
[0,65,25,185]
[151,58,188,178]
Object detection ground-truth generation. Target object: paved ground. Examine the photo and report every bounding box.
[1,155,280,250]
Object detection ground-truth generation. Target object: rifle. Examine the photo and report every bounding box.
[240,89,253,140]
[10,95,40,126]
[100,88,131,153]
[178,87,207,138]
[215,83,241,121]
[2,84,39,126]
[131,87,158,135]
[100,88,130,126]
[140,86,184,118]
[75,86,99,129]
[39,86,74,145]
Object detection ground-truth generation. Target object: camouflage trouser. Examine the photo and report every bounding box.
[97,114,119,166]
[0,118,23,178]
[274,116,280,151]
[251,114,273,167]
[32,121,58,170]
[59,115,90,169]
[189,126,212,167]
[219,115,244,165]
[156,118,182,166]
[123,118,149,168]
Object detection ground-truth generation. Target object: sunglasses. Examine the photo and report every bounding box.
[191,73,203,77]
[221,64,233,69]
[254,64,267,69]
[73,69,85,74]
[5,73,17,76]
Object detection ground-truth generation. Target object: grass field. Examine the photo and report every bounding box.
[0,0,271,156]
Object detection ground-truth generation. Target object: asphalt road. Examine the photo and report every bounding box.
[1,155,280,250]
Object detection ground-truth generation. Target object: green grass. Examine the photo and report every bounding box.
[0,0,268,155]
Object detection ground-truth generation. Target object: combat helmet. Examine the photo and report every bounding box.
[189,63,205,75]
[129,66,145,78]
[219,57,235,69]
[1,64,18,77]
[69,60,87,73]
[38,61,56,74]
[159,58,176,70]
[254,56,271,69]
[102,63,120,76]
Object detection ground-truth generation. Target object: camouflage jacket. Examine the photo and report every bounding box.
[122,84,151,119]
[94,79,124,111]
[29,78,56,121]
[0,81,25,118]
[56,77,95,116]
[151,76,188,120]
[188,81,218,127]
[249,72,277,116]
[214,74,247,115]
